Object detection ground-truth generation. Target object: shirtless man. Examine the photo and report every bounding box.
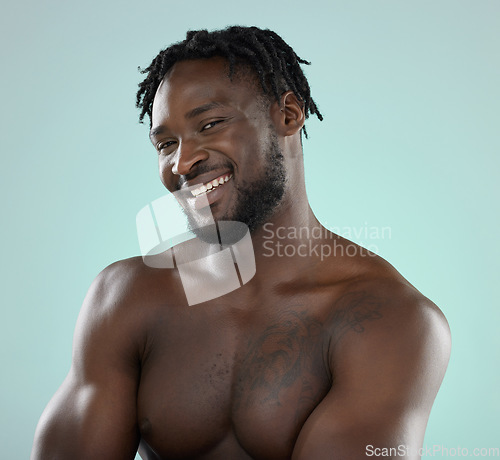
[32,26,451,459]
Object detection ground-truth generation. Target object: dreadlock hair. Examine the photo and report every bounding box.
[136,25,323,138]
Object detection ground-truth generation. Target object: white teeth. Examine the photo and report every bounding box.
[190,174,232,197]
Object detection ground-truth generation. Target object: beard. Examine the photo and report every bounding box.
[184,132,286,243]
[228,132,286,233]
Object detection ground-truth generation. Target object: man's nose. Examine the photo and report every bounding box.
[171,140,208,176]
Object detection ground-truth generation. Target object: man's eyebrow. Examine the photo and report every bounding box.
[149,102,226,139]
[149,125,166,139]
[184,101,226,120]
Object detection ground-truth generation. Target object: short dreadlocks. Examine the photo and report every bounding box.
[136,26,323,137]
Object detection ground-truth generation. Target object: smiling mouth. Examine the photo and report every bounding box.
[190,173,233,197]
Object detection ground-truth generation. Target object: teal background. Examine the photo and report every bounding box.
[1,0,498,458]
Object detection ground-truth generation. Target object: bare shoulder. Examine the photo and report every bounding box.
[84,255,185,315]
[89,255,175,303]
[75,256,186,357]
[331,250,449,344]
[30,257,165,459]
[323,245,449,345]
[291,256,451,459]
[326,254,451,403]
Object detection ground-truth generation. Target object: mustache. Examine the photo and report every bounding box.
[176,162,234,190]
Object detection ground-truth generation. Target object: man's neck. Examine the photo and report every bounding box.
[248,202,332,287]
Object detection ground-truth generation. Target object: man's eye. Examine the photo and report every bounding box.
[158,140,176,151]
[201,120,222,131]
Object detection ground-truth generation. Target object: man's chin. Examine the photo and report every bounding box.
[189,221,249,246]
[189,223,220,244]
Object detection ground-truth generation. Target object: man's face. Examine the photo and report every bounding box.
[150,57,286,234]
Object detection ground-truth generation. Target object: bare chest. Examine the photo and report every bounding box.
[136,306,332,459]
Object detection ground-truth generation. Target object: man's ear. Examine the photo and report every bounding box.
[271,91,305,136]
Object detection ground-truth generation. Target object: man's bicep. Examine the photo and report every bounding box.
[32,263,143,459]
[292,389,421,459]
[292,294,450,459]
[32,371,140,459]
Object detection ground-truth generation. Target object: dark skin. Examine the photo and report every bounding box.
[32,58,451,459]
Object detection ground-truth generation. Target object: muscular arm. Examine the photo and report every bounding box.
[31,263,143,459]
[292,285,451,460]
